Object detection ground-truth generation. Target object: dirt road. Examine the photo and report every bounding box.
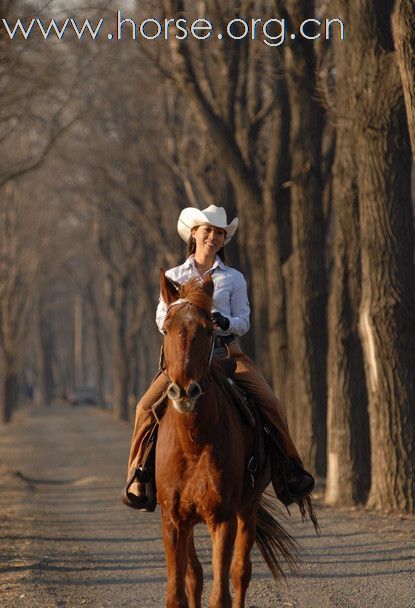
[0,405,414,608]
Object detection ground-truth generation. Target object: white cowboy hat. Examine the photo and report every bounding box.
[177,205,238,245]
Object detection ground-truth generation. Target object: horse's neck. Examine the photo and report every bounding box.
[170,383,221,452]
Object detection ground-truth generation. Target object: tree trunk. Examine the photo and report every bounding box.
[2,363,19,423]
[325,5,371,505]
[114,357,129,420]
[112,287,130,421]
[284,0,328,475]
[392,1,415,157]
[113,329,130,421]
[37,304,55,407]
[87,282,106,409]
[219,177,240,270]
[351,0,415,512]
[133,329,152,404]
[263,79,291,400]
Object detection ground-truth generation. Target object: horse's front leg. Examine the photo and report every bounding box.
[231,508,256,608]
[162,512,191,608]
[186,528,203,608]
[208,515,237,608]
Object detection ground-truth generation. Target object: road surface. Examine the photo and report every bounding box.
[0,405,414,607]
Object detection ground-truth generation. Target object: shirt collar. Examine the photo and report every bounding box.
[185,254,226,273]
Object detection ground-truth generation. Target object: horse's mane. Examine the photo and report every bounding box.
[178,277,212,316]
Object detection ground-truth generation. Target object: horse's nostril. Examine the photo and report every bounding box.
[167,383,182,400]
[186,382,202,400]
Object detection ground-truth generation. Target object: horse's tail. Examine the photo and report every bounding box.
[255,494,299,580]
[298,495,320,533]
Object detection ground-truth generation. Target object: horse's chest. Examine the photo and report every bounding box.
[160,449,239,521]
[182,457,223,506]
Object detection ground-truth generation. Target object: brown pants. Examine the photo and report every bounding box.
[127,342,301,476]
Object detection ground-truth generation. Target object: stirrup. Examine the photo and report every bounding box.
[121,467,157,512]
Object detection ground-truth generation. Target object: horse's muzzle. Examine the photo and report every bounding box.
[167,381,202,413]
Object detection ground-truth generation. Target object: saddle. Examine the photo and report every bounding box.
[213,373,312,505]
[124,357,269,510]
[211,363,268,490]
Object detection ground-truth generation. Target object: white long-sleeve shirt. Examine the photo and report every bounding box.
[156,254,250,337]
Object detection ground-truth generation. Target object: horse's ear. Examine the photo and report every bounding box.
[202,272,214,297]
[160,268,179,305]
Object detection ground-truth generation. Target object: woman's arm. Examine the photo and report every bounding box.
[155,297,168,334]
[155,268,182,333]
[227,273,250,336]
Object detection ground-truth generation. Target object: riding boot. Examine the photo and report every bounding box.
[226,340,315,505]
[265,423,315,506]
[121,372,169,511]
[122,422,158,512]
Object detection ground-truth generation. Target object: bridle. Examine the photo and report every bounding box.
[163,298,216,384]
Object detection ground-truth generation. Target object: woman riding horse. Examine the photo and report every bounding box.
[122,204,314,511]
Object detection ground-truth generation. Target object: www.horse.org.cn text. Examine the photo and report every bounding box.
[1,12,345,46]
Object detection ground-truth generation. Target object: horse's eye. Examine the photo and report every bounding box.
[162,328,167,335]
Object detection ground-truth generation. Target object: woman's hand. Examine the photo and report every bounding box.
[211,311,230,331]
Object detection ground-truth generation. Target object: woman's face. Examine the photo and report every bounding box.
[192,224,226,257]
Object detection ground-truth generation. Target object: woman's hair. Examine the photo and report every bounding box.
[186,231,226,263]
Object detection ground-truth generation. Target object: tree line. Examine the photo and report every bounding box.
[0,0,414,512]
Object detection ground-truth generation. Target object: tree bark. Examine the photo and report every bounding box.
[392,1,415,158]
[350,0,415,512]
[325,3,371,505]
[284,0,328,475]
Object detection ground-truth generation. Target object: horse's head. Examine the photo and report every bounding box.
[160,269,215,414]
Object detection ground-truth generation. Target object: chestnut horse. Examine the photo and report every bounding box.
[156,270,298,608]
